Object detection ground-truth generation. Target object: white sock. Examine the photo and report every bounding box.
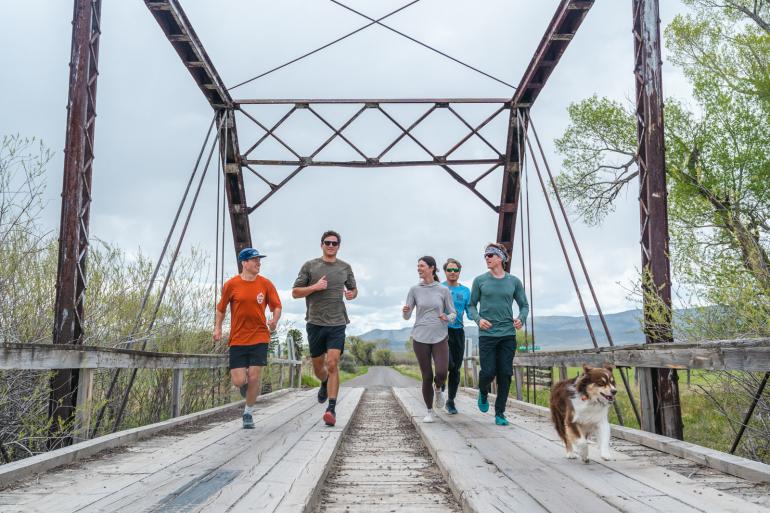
[244,404,254,415]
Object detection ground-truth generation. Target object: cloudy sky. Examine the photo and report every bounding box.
[1,0,692,336]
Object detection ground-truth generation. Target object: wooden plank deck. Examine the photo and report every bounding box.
[0,388,364,513]
[394,387,770,513]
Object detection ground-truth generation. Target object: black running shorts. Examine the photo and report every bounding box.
[229,343,268,369]
[307,323,346,358]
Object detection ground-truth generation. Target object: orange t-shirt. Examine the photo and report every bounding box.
[217,275,281,346]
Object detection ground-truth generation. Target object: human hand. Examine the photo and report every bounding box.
[439,313,448,321]
[479,319,492,330]
[402,305,410,314]
[344,288,355,300]
[513,318,523,330]
[212,327,222,341]
[314,275,328,292]
[267,317,278,332]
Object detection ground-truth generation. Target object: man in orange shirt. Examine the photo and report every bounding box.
[214,248,282,429]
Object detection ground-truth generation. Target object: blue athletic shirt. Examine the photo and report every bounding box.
[442,281,471,329]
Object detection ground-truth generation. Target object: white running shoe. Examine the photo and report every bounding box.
[434,388,446,409]
[423,411,434,423]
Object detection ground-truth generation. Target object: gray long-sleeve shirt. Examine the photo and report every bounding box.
[403,281,457,344]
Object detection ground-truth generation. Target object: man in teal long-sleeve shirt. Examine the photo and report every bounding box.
[468,242,529,425]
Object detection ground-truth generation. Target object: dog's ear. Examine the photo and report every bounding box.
[603,363,614,372]
[582,364,592,375]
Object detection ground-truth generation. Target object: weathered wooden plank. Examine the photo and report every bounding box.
[0,342,301,370]
[512,338,770,372]
[0,389,290,487]
[393,387,550,513]
[474,389,770,484]
[453,393,736,513]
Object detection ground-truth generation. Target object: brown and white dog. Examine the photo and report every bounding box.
[550,364,617,462]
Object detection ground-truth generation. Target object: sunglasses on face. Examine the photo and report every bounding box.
[445,268,460,273]
[323,240,339,247]
[484,253,497,259]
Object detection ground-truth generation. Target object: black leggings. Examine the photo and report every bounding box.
[413,338,449,409]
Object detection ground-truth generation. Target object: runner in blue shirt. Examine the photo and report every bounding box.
[442,258,472,414]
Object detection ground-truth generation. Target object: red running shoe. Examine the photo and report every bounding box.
[323,410,336,426]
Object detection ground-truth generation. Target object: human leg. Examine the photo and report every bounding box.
[412,340,435,409]
[432,338,449,408]
[446,328,465,402]
[494,336,516,418]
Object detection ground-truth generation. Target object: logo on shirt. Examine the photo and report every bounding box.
[256,292,265,304]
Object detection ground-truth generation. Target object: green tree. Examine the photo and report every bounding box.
[347,336,376,365]
[287,328,304,359]
[372,348,394,366]
[553,0,770,338]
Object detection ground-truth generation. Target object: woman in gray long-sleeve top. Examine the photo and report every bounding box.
[402,256,456,423]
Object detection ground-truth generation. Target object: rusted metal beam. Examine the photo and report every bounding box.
[512,0,595,108]
[218,110,252,264]
[235,98,510,105]
[50,0,102,449]
[496,108,526,269]
[633,0,682,439]
[239,158,503,168]
[144,0,231,109]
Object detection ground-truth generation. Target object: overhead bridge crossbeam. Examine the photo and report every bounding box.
[145,0,231,108]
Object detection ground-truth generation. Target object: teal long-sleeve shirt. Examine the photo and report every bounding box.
[468,272,529,338]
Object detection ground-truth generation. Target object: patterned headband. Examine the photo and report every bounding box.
[484,246,507,262]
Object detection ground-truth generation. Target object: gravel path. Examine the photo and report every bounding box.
[316,388,460,512]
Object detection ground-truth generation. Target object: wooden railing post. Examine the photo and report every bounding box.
[171,369,183,418]
[74,368,94,442]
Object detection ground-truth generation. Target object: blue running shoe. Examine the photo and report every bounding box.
[477,391,489,413]
[495,414,509,426]
[446,401,458,415]
[242,411,255,429]
[317,380,328,403]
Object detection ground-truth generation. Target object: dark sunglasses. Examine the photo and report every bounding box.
[484,253,497,259]
[323,240,339,247]
[445,268,460,273]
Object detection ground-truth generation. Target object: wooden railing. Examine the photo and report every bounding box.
[0,342,302,441]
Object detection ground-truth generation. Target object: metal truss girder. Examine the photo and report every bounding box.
[512,0,595,108]
[50,0,102,448]
[145,0,232,109]
[496,108,527,270]
[633,0,682,440]
[218,110,252,264]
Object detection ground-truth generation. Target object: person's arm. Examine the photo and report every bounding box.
[292,263,325,298]
[464,288,473,325]
[402,288,416,320]
[514,277,529,326]
[344,266,358,300]
[267,281,282,331]
[467,279,480,323]
[443,288,457,323]
[213,284,229,341]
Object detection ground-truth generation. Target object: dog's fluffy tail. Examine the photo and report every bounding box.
[550,380,569,444]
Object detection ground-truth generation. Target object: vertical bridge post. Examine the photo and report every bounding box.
[50,0,102,448]
[633,0,683,438]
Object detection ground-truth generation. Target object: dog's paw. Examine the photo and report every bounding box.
[566,450,577,459]
[577,443,589,463]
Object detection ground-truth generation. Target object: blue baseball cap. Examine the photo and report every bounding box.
[238,248,266,262]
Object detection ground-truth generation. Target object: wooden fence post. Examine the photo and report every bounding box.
[514,367,523,400]
[74,368,93,442]
[171,369,183,418]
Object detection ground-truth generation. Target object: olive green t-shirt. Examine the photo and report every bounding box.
[293,258,357,326]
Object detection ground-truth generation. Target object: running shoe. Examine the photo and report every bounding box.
[477,391,489,413]
[434,388,446,409]
[323,409,336,426]
[495,414,509,426]
[317,380,328,403]
[446,401,458,415]
[242,412,255,429]
[423,411,434,423]
[239,383,248,398]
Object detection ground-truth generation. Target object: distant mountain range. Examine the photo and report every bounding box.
[358,309,650,352]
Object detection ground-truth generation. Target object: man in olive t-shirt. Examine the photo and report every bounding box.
[292,230,357,426]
